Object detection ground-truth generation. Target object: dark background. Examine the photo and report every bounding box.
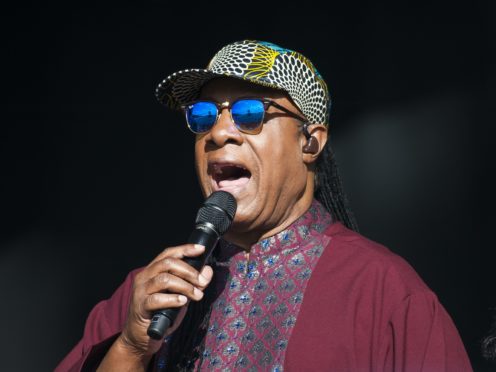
[1,2,494,371]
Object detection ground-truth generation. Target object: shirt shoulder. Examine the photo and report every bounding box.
[285,222,472,371]
[319,221,432,299]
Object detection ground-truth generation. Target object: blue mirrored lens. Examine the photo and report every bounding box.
[186,102,218,133]
[231,99,264,131]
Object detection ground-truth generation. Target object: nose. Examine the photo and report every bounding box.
[207,105,244,147]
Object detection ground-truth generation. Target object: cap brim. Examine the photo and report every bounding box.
[155,69,219,110]
[155,68,285,111]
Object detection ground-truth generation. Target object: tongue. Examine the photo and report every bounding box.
[218,176,250,189]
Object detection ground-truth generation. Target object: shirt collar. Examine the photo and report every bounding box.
[217,199,333,261]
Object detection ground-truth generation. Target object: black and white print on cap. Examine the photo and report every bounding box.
[155,40,331,126]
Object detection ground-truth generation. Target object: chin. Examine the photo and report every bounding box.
[231,201,266,231]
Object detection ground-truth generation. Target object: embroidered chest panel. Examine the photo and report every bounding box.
[197,201,332,371]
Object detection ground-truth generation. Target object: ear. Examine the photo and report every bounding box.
[301,124,328,164]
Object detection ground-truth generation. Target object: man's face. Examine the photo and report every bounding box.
[194,78,313,241]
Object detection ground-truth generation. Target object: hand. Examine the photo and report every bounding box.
[118,243,214,358]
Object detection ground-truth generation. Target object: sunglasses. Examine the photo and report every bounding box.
[181,98,307,134]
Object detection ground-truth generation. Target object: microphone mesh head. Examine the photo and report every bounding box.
[204,191,237,220]
[196,191,237,235]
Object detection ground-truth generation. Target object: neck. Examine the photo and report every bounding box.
[224,177,315,251]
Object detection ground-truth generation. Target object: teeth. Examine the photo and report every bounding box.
[213,164,224,174]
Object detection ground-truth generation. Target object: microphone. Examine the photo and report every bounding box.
[147,191,237,340]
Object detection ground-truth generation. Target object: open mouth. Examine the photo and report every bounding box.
[209,162,252,192]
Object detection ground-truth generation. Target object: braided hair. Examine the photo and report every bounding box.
[314,140,359,232]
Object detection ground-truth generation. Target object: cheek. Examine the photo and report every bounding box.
[194,143,201,168]
[255,134,304,189]
[194,140,208,184]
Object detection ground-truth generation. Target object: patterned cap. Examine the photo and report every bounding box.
[155,40,331,126]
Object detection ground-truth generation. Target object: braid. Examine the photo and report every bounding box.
[314,140,359,232]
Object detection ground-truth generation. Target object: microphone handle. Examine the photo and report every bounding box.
[146,225,219,340]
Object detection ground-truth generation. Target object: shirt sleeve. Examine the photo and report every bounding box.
[55,268,142,372]
[388,291,473,372]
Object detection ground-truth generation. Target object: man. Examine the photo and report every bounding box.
[57,40,472,371]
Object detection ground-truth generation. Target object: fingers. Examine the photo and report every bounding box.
[145,247,210,289]
[145,272,206,301]
[149,244,205,265]
[132,243,214,319]
[143,292,188,313]
[199,265,214,290]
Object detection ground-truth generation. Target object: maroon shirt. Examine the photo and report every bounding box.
[56,201,472,371]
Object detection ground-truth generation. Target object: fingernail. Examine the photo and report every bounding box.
[198,274,209,286]
[193,287,203,298]
[178,295,187,304]
[194,244,205,251]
